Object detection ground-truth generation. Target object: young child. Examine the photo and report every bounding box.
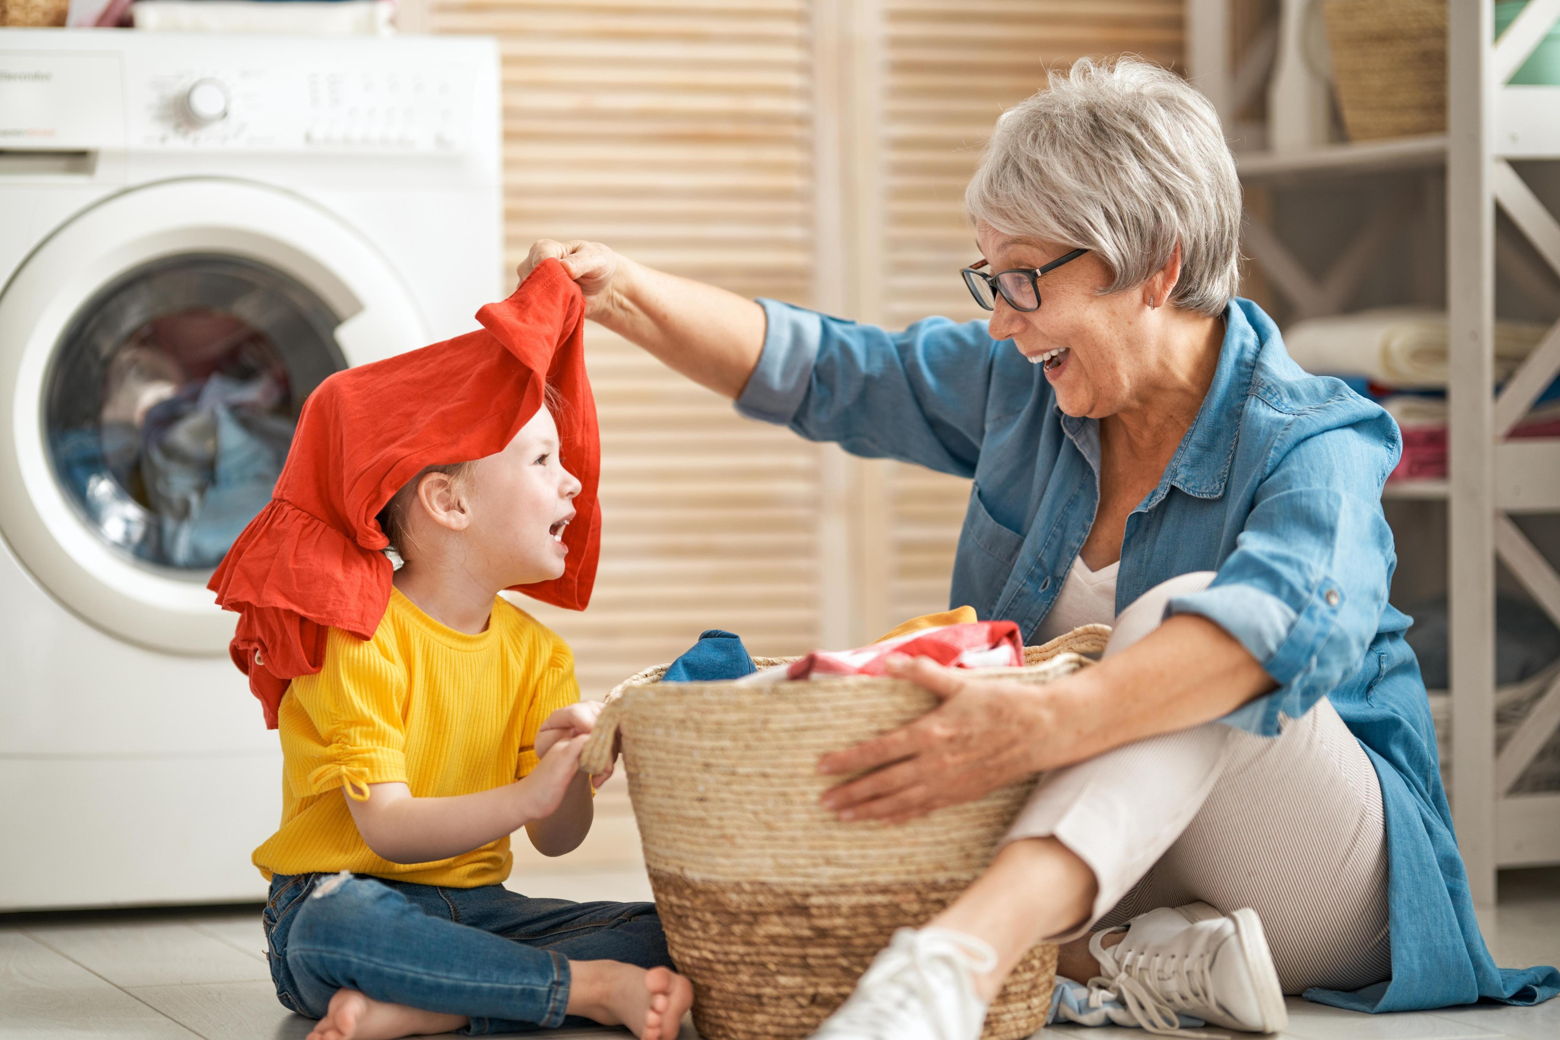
[210,260,692,1040]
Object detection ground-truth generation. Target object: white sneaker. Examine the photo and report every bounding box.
[1084,903,1287,1036]
[808,927,995,1040]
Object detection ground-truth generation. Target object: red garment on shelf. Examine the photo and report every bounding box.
[1388,416,1560,483]
[208,259,599,728]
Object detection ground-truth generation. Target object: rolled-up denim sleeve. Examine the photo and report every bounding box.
[736,298,1002,478]
[1166,396,1402,737]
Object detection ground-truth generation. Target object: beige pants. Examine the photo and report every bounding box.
[1005,572,1392,994]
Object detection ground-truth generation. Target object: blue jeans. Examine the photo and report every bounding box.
[262,871,669,1034]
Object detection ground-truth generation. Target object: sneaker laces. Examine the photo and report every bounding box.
[1087,930,1223,1039]
[813,928,996,1040]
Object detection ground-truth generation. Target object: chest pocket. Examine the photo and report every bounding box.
[951,484,1027,618]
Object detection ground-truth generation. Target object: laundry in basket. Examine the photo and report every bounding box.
[579,624,1111,1040]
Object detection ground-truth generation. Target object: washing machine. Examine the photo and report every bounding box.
[0,30,501,909]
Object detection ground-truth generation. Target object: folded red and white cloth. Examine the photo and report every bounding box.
[737,620,1024,683]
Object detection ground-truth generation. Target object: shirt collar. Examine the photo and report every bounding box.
[1059,298,1265,502]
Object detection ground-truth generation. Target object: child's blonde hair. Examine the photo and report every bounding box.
[374,384,567,563]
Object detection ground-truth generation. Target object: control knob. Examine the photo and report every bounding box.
[182,79,230,126]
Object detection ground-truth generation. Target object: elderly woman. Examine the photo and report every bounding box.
[521,58,1557,1039]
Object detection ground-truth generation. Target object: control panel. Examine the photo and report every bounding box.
[134,60,474,153]
[0,35,490,157]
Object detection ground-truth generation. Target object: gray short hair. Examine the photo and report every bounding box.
[965,56,1241,316]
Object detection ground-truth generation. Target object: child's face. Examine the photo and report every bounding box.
[464,406,581,587]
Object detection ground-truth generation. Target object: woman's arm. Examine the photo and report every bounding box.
[820,392,1400,822]
[815,614,1272,823]
[520,240,765,399]
[345,734,589,864]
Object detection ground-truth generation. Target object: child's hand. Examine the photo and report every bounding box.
[536,702,616,788]
[518,733,589,821]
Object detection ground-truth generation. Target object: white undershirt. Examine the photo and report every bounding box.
[1031,555,1119,644]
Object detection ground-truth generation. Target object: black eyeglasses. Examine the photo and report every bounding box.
[960,248,1088,312]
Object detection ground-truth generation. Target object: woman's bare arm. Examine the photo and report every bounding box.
[521,240,767,400]
[815,615,1273,822]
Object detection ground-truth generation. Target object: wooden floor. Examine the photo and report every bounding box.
[2,865,1556,1039]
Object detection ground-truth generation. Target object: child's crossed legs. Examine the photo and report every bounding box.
[264,871,690,1039]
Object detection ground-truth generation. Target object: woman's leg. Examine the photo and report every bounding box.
[935,573,1249,995]
[936,717,1243,999]
[814,572,1390,1038]
[963,570,1388,991]
[1093,695,1390,993]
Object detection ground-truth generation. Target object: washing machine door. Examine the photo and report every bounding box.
[0,178,427,656]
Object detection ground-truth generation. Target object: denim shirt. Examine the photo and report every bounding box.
[737,296,1559,1013]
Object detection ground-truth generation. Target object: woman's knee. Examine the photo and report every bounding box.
[1106,571,1216,657]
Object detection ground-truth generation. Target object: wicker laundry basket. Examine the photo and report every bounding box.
[580,624,1111,1040]
[1321,0,1447,141]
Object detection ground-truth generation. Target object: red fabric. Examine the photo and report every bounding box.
[208,260,599,728]
[1387,417,1560,483]
[784,621,1024,679]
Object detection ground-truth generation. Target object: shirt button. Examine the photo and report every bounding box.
[1325,589,1341,607]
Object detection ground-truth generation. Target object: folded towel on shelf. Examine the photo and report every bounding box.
[1382,396,1560,482]
[1381,395,1560,428]
[1285,308,1550,388]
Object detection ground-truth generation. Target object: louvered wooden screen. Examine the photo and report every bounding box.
[874,0,1185,633]
[423,0,825,697]
[413,0,1185,669]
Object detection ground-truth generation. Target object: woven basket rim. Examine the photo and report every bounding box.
[605,622,1112,701]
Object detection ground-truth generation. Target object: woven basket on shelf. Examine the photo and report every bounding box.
[579,624,1111,1040]
[1,0,70,26]
[1321,0,1447,141]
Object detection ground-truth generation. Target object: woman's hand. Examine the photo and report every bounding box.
[536,701,613,787]
[518,239,624,322]
[816,656,1066,824]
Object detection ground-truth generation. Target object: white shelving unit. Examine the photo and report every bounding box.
[1187,0,1560,919]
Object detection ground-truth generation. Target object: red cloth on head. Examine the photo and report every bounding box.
[208,259,599,728]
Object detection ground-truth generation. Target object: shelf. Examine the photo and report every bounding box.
[1497,441,1560,511]
[1234,135,1447,184]
[1383,479,1450,501]
[1229,85,1560,183]
[1497,86,1560,159]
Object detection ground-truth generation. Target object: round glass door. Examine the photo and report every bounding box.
[44,255,346,574]
[0,177,427,655]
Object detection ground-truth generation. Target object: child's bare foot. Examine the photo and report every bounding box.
[305,988,466,1040]
[567,960,695,1040]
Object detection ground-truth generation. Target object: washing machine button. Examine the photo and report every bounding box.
[183,79,231,126]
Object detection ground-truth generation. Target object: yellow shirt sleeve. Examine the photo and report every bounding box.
[514,635,583,780]
[281,626,411,802]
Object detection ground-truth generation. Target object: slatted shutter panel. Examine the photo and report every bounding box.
[873,0,1185,633]
[423,0,825,697]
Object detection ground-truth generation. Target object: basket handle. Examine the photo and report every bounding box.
[580,697,625,776]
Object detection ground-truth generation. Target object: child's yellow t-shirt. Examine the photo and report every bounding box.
[252,586,579,887]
